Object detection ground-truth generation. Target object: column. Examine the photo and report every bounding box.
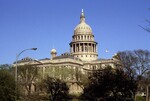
[79,43,81,52]
[82,43,84,52]
[85,43,87,52]
[76,44,78,52]
[93,44,94,52]
[77,44,78,52]
[77,44,79,52]
[96,45,98,52]
[72,44,73,53]
[75,44,77,52]
[83,43,85,52]
[80,36,81,41]
[72,44,74,53]
[70,45,72,53]
[73,44,75,53]
[93,44,95,52]
[87,43,88,52]
[94,44,96,52]
[95,44,97,52]
[90,43,92,52]
[89,43,91,52]
[91,44,93,52]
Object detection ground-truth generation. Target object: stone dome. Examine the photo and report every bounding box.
[51,49,57,53]
[74,23,92,34]
[74,9,92,35]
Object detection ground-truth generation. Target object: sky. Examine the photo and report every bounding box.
[0,0,150,64]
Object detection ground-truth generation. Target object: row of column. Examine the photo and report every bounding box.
[73,35,94,41]
[70,43,97,53]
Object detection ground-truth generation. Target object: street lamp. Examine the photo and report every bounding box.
[15,48,37,99]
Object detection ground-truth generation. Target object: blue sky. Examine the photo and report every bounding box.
[0,0,150,64]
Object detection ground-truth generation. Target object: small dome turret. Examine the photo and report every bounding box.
[51,49,57,59]
[51,49,57,53]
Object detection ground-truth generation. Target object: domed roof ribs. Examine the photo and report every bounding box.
[80,9,85,23]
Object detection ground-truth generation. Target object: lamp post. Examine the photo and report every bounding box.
[146,84,150,101]
[15,48,37,99]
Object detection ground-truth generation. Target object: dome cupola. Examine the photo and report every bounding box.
[74,9,92,35]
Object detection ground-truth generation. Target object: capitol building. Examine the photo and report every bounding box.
[16,10,120,94]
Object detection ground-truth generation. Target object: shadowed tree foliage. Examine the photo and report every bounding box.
[80,66,137,101]
[40,76,69,101]
[0,69,16,101]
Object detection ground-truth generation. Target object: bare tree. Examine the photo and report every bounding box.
[17,65,39,99]
[140,20,150,33]
[116,50,150,77]
[139,8,150,33]
[134,50,150,76]
[114,51,136,78]
[116,49,150,93]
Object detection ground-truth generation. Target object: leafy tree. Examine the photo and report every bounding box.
[40,76,69,101]
[0,69,16,101]
[80,66,137,101]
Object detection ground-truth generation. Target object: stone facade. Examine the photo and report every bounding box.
[15,10,120,94]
